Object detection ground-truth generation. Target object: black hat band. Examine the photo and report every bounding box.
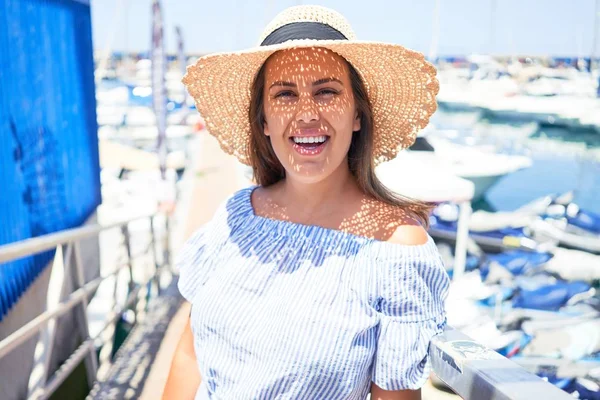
[260,21,348,46]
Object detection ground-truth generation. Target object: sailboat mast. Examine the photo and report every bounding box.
[592,0,599,72]
[175,26,188,106]
[151,0,168,179]
[490,0,496,55]
[429,0,440,63]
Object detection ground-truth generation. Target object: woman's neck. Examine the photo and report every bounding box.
[276,161,362,218]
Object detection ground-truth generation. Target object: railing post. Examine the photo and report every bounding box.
[163,214,171,273]
[120,224,137,325]
[72,241,99,387]
[150,215,161,296]
[121,224,135,295]
[40,243,69,383]
[27,244,65,397]
[452,201,472,280]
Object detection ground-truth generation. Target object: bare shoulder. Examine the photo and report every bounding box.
[387,223,429,245]
[358,197,429,244]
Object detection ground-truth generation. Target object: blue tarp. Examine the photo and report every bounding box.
[0,0,100,320]
[513,281,591,311]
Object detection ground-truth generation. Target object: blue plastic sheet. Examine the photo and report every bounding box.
[0,0,100,320]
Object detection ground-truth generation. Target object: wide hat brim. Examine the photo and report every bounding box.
[182,39,439,166]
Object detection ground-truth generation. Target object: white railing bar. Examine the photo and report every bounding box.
[0,212,156,264]
[0,278,101,360]
[0,259,135,359]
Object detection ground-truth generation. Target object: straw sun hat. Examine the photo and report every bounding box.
[182,5,439,166]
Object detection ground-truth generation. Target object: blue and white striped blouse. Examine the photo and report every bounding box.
[177,186,450,400]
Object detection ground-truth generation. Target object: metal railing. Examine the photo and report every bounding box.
[0,211,170,400]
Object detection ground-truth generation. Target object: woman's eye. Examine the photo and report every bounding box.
[274,90,296,99]
[315,88,339,97]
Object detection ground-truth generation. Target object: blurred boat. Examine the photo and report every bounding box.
[436,56,600,133]
[431,191,600,254]
[376,150,475,203]
[410,135,532,201]
[445,261,600,388]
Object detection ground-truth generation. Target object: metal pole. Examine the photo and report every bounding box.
[453,201,472,280]
[27,245,66,397]
[95,259,121,380]
[72,242,99,384]
[490,0,496,55]
[121,225,135,294]
[592,0,599,75]
[163,214,171,273]
[121,224,137,325]
[150,215,160,295]
[428,0,441,62]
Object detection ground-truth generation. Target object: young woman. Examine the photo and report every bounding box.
[164,5,449,400]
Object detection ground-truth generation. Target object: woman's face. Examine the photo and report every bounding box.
[262,47,361,183]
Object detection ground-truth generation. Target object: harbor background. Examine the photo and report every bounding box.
[1,0,600,399]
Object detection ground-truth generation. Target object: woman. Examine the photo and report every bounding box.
[164,5,449,400]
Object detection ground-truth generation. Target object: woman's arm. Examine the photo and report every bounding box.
[371,383,421,400]
[371,223,435,400]
[162,315,202,400]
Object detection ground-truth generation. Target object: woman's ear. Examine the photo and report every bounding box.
[263,120,270,136]
[352,110,361,132]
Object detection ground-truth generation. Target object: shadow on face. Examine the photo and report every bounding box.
[261,47,361,183]
[247,48,431,238]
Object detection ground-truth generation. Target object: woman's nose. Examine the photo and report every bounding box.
[295,94,319,123]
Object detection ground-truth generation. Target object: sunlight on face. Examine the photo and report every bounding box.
[262,47,361,183]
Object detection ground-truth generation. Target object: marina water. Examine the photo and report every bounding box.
[436,110,600,214]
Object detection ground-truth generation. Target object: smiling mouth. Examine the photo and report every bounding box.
[289,135,330,156]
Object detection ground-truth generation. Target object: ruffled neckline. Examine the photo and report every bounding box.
[235,185,438,259]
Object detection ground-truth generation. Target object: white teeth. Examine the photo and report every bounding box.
[293,136,327,144]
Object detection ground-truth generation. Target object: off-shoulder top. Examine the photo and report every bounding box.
[177,186,450,399]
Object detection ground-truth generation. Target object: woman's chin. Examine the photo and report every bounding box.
[286,160,344,184]
[274,147,346,184]
[284,163,333,184]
